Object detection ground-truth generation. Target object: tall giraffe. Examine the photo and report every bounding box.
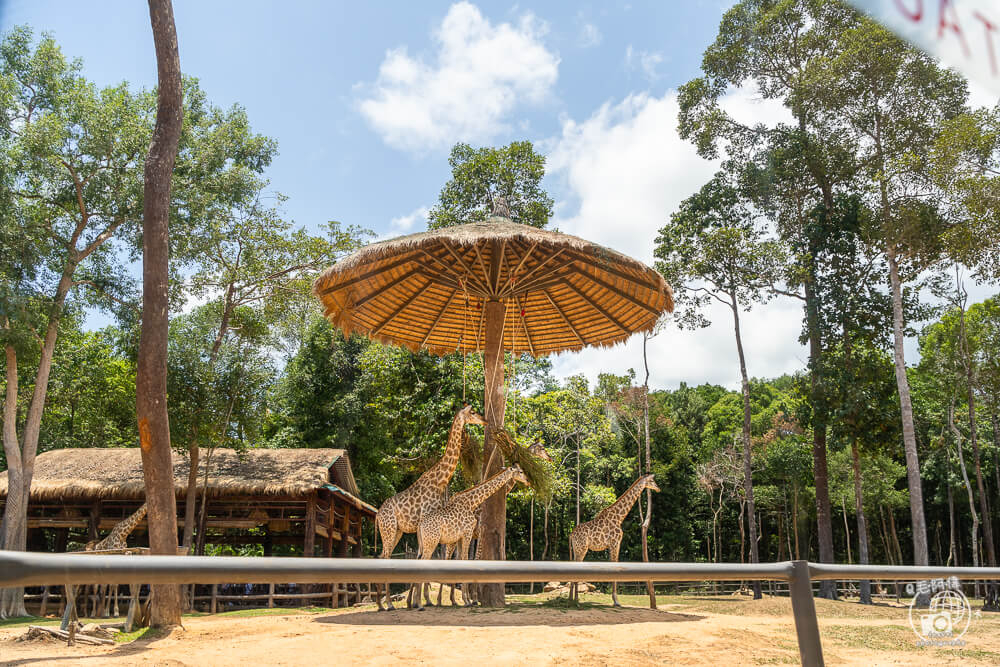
[415,466,529,609]
[86,503,148,551]
[374,404,486,611]
[460,441,552,606]
[568,474,660,606]
[65,503,148,622]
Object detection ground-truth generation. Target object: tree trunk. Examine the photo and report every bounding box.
[732,301,761,599]
[1,270,72,618]
[950,401,981,597]
[957,297,996,567]
[948,477,958,566]
[803,277,836,599]
[137,0,183,628]
[641,332,656,607]
[792,488,800,560]
[850,439,872,604]
[478,298,507,607]
[182,443,198,551]
[0,342,28,618]
[886,246,929,567]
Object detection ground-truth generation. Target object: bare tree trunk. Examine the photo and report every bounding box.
[850,439,872,604]
[948,478,957,566]
[1,271,71,618]
[182,443,198,551]
[0,341,28,618]
[731,301,761,599]
[641,332,656,608]
[957,287,997,569]
[950,401,981,598]
[886,247,929,569]
[529,499,535,594]
[137,0,183,628]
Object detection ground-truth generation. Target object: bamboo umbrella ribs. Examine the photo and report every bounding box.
[312,216,673,606]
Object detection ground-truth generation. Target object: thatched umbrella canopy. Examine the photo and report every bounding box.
[312,216,673,606]
[313,217,672,357]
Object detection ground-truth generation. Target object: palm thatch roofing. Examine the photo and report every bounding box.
[0,448,373,513]
[313,218,673,357]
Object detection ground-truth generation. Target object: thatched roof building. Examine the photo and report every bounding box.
[1,447,375,559]
[0,447,373,513]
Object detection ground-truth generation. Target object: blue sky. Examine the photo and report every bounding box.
[4,1,991,390]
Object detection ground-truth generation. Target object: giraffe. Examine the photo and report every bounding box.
[415,465,529,609]
[63,503,148,623]
[459,441,552,606]
[568,473,660,606]
[374,404,486,611]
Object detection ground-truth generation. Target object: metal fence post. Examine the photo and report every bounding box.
[788,560,824,667]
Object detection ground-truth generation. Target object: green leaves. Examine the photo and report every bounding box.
[427,141,553,229]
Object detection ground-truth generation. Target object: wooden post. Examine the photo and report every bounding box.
[88,503,100,543]
[304,495,316,557]
[352,539,363,604]
[210,584,217,615]
[338,506,351,557]
[479,297,508,607]
[267,583,275,609]
[39,586,50,617]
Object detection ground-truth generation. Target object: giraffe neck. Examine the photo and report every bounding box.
[102,503,147,547]
[455,468,513,511]
[425,412,467,490]
[600,479,646,526]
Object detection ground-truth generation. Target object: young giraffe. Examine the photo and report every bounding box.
[374,405,486,611]
[415,466,529,609]
[460,441,552,606]
[568,473,660,606]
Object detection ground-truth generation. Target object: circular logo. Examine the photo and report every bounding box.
[909,589,972,642]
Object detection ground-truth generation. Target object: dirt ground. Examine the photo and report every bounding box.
[3,590,1000,666]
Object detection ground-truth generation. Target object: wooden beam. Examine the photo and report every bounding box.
[420,288,458,348]
[440,242,492,296]
[543,290,587,346]
[570,265,662,317]
[507,258,576,297]
[562,279,629,333]
[352,265,422,308]
[565,249,663,291]
[513,293,536,357]
[497,241,538,295]
[370,277,430,335]
[502,247,566,295]
[473,243,494,296]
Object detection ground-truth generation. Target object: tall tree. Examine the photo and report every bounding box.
[813,15,968,570]
[427,141,553,229]
[137,0,183,627]
[678,0,858,598]
[656,172,785,599]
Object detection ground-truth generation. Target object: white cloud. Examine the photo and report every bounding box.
[357,2,559,152]
[624,45,664,81]
[546,89,804,389]
[384,205,430,238]
[578,23,602,48]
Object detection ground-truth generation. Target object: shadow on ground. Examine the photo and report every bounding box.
[315,602,705,628]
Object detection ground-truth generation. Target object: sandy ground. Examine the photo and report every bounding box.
[3,591,1000,666]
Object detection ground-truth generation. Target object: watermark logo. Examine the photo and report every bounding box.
[906,577,976,646]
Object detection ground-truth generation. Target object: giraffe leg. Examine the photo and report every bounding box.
[445,544,458,605]
[376,520,402,612]
[610,540,622,607]
[459,536,474,607]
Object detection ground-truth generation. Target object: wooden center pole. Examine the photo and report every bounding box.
[479,299,507,607]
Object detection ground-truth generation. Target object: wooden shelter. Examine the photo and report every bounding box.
[0,447,377,611]
[313,216,674,606]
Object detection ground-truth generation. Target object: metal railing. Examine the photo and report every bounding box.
[3,550,1000,667]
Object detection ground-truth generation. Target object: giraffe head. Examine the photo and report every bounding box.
[527,440,553,462]
[460,404,486,427]
[508,465,529,487]
[640,473,660,493]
